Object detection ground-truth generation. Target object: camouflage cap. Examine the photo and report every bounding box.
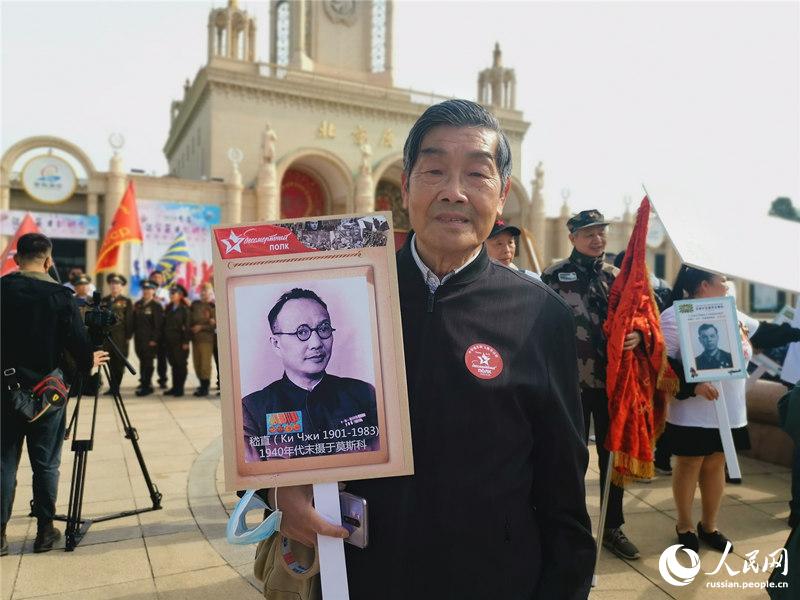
[566,209,610,233]
[106,272,127,285]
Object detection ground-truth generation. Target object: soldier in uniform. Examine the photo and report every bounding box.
[695,324,733,370]
[190,283,216,397]
[542,209,643,561]
[149,270,170,389]
[133,280,164,397]
[163,284,190,397]
[102,273,134,395]
[71,273,93,309]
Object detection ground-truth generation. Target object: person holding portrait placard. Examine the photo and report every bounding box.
[661,265,800,552]
[270,100,595,599]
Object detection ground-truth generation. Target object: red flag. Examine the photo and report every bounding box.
[603,196,678,485]
[95,181,143,273]
[1,213,41,276]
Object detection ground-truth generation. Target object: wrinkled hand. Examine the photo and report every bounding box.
[269,485,349,547]
[695,382,719,401]
[623,331,643,351]
[92,350,110,369]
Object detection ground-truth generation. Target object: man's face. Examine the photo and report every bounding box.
[486,231,516,266]
[699,327,719,353]
[151,273,164,286]
[401,125,509,259]
[201,287,213,303]
[75,283,89,297]
[142,288,155,302]
[109,282,123,296]
[270,298,333,378]
[170,290,183,304]
[569,225,607,257]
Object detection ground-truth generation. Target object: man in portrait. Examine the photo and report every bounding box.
[695,323,733,370]
[241,288,379,461]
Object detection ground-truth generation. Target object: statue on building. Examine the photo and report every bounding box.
[359,143,373,175]
[261,123,277,164]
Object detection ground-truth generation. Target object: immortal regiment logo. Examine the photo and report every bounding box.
[214,225,309,259]
[658,542,789,590]
[464,344,504,380]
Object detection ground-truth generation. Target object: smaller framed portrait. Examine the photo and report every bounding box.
[213,213,413,490]
[673,296,748,383]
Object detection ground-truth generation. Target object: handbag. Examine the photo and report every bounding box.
[253,534,321,600]
[4,367,69,422]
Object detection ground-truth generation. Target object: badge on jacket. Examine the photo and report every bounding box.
[558,272,578,282]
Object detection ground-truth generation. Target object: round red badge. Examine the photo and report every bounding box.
[464,343,504,380]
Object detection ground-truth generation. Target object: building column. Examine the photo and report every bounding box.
[86,192,98,275]
[354,150,375,213]
[256,162,279,221]
[225,166,243,224]
[103,153,127,294]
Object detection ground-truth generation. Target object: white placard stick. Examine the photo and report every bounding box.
[712,383,741,481]
[313,482,349,599]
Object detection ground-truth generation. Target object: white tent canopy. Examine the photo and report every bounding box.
[645,183,800,293]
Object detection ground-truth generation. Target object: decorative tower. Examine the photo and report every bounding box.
[528,162,547,264]
[477,43,517,110]
[208,0,257,63]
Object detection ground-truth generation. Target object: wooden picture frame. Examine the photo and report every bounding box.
[212,213,413,490]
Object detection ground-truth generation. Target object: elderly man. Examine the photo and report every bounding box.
[241,288,378,461]
[541,209,643,561]
[270,100,594,599]
[695,324,733,370]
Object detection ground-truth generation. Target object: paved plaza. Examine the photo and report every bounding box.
[1,374,793,599]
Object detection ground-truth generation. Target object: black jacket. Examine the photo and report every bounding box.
[343,241,595,600]
[1,272,93,390]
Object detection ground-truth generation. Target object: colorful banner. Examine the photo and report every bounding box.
[131,200,221,297]
[1,210,99,240]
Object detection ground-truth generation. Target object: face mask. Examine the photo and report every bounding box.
[226,489,282,545]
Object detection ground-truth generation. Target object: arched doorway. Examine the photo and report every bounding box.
[373,155,408,247]
[280,168,326,218]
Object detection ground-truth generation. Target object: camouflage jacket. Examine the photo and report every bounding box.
[541,250,618,390]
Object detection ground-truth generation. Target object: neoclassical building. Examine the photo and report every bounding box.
[1,0,785,314]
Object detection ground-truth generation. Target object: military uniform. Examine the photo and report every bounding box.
[541,209,630,543]
[133,283,164,396]
[695,349,733,370]
[154,283,170,388]
[164,285,190,397]
[189,298,215,396]
[102,274,134,394]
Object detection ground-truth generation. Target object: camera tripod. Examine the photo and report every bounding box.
[55,334,162,551]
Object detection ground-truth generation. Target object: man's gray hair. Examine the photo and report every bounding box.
[402,99,512,190]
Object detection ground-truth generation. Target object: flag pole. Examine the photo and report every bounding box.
[591,450,614,587]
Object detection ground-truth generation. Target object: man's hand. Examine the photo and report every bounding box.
[148,340,157,347]
[181,343,189,350]
[269,485,349,547]
[92,350,110,369]
[191,325,202,334]
[695,382,719,401]
[622,330,643,351]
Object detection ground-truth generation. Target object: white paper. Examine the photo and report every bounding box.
[313,482,350,599]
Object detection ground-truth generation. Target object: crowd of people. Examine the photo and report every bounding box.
[2,99,799,599]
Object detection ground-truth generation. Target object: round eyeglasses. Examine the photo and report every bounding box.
[273,322,336,342]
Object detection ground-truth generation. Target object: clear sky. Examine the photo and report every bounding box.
[2,0,798,219]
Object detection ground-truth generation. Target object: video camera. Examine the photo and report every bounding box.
[83,291,118,347]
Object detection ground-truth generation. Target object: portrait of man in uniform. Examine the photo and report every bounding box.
[239,285,380,463]
[694,322,733,370]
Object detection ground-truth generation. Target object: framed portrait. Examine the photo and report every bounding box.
[673,296,748,383]
[212,213,413,490]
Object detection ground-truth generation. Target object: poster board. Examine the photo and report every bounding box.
[213,212,413,490]
[673,297,747,384]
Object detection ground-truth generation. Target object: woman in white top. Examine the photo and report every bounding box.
[660,266,758,553]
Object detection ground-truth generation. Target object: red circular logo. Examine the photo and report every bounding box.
[464,343,504,380]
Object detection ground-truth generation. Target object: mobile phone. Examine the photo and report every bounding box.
[339,492,368,549]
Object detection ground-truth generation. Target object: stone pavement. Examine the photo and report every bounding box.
[1,377,794,599]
